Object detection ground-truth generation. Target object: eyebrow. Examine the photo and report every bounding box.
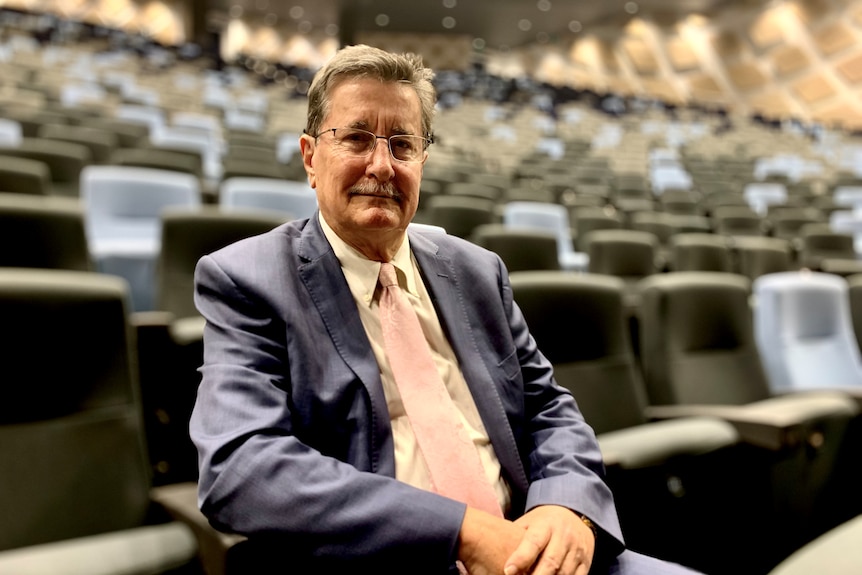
[346,120,415,136]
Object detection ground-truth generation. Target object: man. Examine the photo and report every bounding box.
[190,44,699,575]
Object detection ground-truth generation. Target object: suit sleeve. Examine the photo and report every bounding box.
[189,252,467,572]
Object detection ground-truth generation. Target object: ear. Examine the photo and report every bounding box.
[299,133,317,189]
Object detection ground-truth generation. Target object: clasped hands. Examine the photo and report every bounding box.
[458,504,596,575]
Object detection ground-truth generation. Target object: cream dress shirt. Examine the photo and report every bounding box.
[319,214,511,514]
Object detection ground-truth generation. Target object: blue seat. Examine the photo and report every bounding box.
[502,201,588,271]
[219,177,318,220]
[80,165,201,311]
[753,271,862,394]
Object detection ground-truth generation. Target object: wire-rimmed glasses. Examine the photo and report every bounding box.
[312,127,431,163]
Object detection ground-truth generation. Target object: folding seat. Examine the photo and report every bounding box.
[78,116,150,149]
[0,193,91,271]
[470,223,560,272]
[667,213,711,235]
[502,201,588,271]
[0,117,22,146]
[37,123,118,164]
[426,195,497,240]
[136,206,288,486]
[732,236,793,280]
[701,190,749,215]
[80,165,201,312]
[446,181,501,201]
[796,223,857,271]
[114,103,165,133]
[219,176,317,220]
[149,123,223,184]
[636,271,861,562]
[833,185,862,210]
[570,205,624,253]
[110,146,203,179]
[712,205,768,237]
[0,154,51,195]
[766,514,862,575]
[220,157,287,181]
[509,271,762,574]
[0,137,91,197]
[0,268,200,574]
[768,206,824,242]
[743,182,788,216]
[587,229,662,307]
[752,271,862,395]
[668,232,732,272]
[499,185,556,204]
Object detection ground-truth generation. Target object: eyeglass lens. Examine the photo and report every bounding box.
[330,128,425,162]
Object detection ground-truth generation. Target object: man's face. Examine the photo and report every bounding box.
[300,78,426,248]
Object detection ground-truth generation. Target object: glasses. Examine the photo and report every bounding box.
[312,127,431,163]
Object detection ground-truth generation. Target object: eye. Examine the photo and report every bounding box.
[341,129,372,144]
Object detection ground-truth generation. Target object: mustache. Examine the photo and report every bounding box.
[348,181,402,201]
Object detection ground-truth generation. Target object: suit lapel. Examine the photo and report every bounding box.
[296,217,393,474]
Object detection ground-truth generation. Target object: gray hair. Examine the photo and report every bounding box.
[305,44,436,139]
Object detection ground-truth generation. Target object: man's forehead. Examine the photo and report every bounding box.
[325,80,422,129]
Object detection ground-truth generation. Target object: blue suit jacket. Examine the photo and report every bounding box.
[190,214,624,572]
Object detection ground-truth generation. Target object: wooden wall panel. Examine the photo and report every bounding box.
[812,21,856,56]
[770,45,811,78]
[726,61,769,91]
[792,73,837,103]
[749,12,784,50]
[836,52,862,84]
[667,37,699,72]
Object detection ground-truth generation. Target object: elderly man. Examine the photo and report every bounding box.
[190,44,699,575]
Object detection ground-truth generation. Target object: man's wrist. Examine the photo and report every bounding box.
[577,513,598,538]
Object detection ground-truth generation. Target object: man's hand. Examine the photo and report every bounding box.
[504,505,596,575]
[457,507,526,575]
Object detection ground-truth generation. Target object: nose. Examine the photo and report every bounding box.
[366,136,396,181]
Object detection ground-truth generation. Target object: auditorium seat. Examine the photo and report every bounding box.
[0,268,199,574]
[0,154,51,195]
[503,201,588,271]
[80,165,201,312]
[37,123,118,164]
[219,176,317,220]
[0,193,91,271]
[668,232,733,272]
[796,223,857,271]
[753,271,862,397]
[425,194,497,240]
[509,271,760,574]
[767,514,862,575]
[470,223,560,272]
[134,206,287,487]
[732,236,794,280]
[636,271,861,564]
[0,137,92,197]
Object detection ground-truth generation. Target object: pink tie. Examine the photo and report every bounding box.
[378,262,503,518]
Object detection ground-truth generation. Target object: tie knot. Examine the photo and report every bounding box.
[379,262,398,288]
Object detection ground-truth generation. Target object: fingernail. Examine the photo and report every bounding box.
[504,566,516,575]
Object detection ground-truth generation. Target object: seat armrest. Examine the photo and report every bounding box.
[598,416,739,469]
[151,482,246,575]
[644,392,859,451]
[0,523,197,575]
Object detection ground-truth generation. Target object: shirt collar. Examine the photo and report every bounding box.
[318,212,419,305]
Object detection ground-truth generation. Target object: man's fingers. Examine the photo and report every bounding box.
[504,524,550,575]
